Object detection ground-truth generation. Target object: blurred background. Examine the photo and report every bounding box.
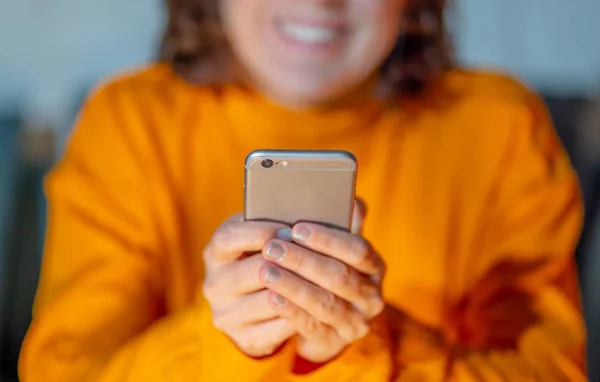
[0,0,598,380]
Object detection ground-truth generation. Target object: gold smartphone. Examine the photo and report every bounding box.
[244,150,357,231]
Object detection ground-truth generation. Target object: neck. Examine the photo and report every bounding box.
[256,74,382,113]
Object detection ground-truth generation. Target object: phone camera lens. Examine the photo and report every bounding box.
[261,159,274,168]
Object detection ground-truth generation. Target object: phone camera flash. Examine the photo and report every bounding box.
[281,161,288,167]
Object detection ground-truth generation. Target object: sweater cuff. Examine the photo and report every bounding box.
[196,302,294,381]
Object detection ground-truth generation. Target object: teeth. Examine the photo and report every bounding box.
[280,22,338,43]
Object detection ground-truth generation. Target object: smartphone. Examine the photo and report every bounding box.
[244,149,357,231]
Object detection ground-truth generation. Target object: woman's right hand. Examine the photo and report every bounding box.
[202,214,297,358]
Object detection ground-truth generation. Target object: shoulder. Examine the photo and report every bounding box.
[403,68,551,142]
[66,64,212,167]
[442,68,536,103]
[417,68,572,182]
[85,63,202,111]
[58,65,209,196]
[73,63,220,148]
[437,68,544,117]
[432,68,558,154]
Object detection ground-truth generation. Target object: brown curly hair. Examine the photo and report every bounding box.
[159,0,452,96]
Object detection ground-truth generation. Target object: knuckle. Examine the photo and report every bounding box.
[374,254,386,278]
[204,226,234,262]
[211,314,228,332]
[238,338,261,356]
[297,282,313,303]
[201,277,219,302]
[247,344,272,357]
[202,240,220,264]
[263,345,279,357]
[304,315,321,335]
[352,239,371,265]
[213,224,236,249]
[234,333,255,353]
[358,278,378,299]
[237,334,277,358]
[333,263,353,287]
[369,297,386,318]
[317,292,338,316]
[354,322,370,341]
[341,317,370,343]
[340,328,358,344]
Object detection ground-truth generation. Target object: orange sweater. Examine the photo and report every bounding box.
[20,64,587,381]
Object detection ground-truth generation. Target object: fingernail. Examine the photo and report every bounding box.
[276,227,292,241]
[265,267,282,282]
[293,226,312,241]
[265,242,286,260]
[273,294,287,306]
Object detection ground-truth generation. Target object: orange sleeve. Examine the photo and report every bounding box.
[18,84,290,381]
[396,94,587,381]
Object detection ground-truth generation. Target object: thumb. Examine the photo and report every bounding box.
[351,198,367,234]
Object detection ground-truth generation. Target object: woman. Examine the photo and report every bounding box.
[19,0,587,381]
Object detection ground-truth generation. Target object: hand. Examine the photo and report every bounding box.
[202,215,297,358]
[259,204,386,363]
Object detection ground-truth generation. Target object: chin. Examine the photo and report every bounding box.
[268,80,352,108]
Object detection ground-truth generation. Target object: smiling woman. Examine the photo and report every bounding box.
[19,0,587,381]
[160,0,452,102]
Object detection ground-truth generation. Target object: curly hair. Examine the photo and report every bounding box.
[159,0,452,96]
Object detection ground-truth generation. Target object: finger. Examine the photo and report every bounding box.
[351,198,367,235]
[204,220,289,264]
[260,264,368,343]
[267,292,339,343]
[211,254,266,296]
[262,240,383,315]
[290,223,384,276]
[234,317,296,357]
[271,294,352,363]
[211,290,280,330]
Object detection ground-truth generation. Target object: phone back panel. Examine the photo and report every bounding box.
[244,150,357,231]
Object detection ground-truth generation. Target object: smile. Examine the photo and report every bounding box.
[277,19,346,45]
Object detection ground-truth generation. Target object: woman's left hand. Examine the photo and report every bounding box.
[259,218,386,363]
